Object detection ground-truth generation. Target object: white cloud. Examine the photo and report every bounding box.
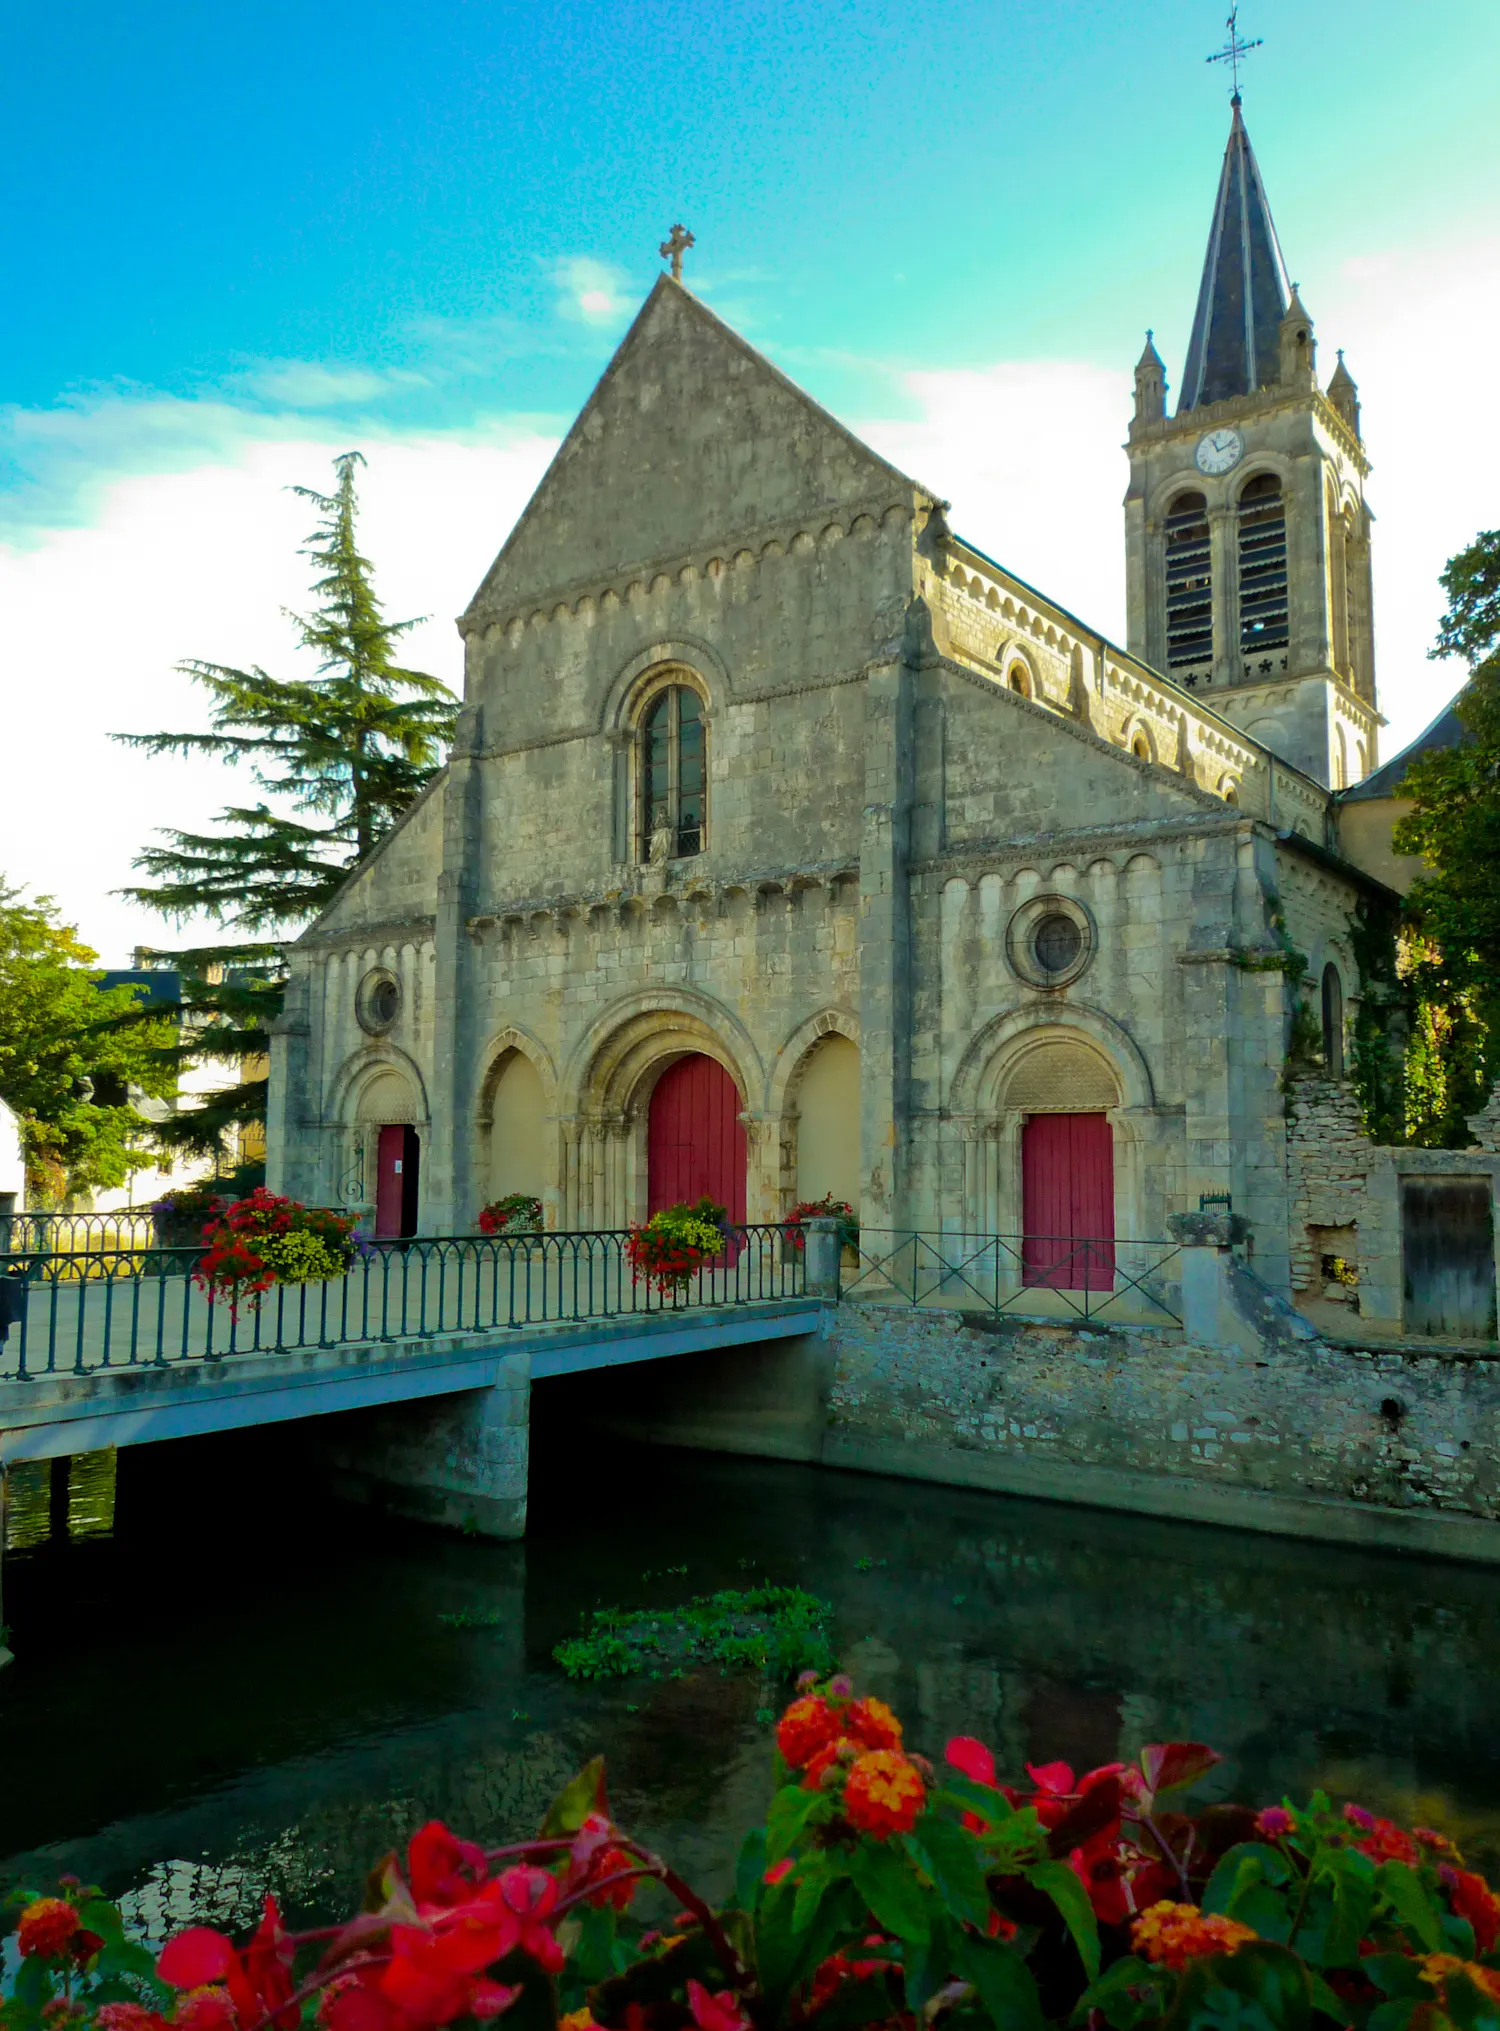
[2,224,1492,965]
[861,234,1500,760]
[237,360,431,408]
[0,423,556,965]
[552,256,633,327]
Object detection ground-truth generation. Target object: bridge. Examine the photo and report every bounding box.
[0,1227,827,1660]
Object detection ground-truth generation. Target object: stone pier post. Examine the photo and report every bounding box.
[803,1217,844,1303]
[325,1353,530,1538]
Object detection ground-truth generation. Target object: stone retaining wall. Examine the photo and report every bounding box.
[822,1299,1500,1558]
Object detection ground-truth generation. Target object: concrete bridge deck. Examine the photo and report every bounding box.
[0,1297,824,1465]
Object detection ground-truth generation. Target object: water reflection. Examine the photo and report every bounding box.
[2,1417,1498,1935]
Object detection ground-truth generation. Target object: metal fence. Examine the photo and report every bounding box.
[845,1229,1183,1326]
[0,1211,163,1256]
[0,1226,805,1382]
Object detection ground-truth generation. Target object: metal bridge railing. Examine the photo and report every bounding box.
[844,1229,1183,1326]
[0,1226,805,1382]
[0,1211,162,1257]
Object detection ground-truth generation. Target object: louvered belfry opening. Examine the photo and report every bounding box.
[1164,490,1213,678]
[1238,473,1290,664]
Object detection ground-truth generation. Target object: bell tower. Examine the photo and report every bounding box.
[1123,96,1381,788]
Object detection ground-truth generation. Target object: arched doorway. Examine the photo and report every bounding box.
[356,1067,421,1240]
[794,1035,860,1212]
[1021,1113,1113,1290]
[647,1055,747,1221]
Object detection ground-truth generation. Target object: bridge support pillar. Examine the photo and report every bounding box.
[326,1353,530,1539]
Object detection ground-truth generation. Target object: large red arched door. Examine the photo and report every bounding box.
[1021,1112,1114,1290]
[648,1055,747,1222]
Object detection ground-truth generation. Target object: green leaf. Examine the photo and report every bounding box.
[937,1776,1016,1823]
[1167,1940,1312,2031]
[794,1855,840,1932]
[1026,1858,1101,1981]
[1203,1844,1295,1917]
[1442,1967,1500,2031]
[766,1782,828,1863]
[1378,1861,1445,1953]
[1072,1956,1171,2031]
[955,1933,1047,2031]
[1306,1970,1348,2023]
[736,1829,768,1914]
[539,1754,609,1837]
[905,1815,992,1930]
[848,1839,932,1945]
[754,1878,864,2014]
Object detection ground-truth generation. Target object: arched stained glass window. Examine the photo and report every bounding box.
[641,685,705,861]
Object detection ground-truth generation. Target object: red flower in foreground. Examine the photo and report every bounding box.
[159,1900,297,2031]
[1444,1868,1500,1955]
[408,1823,489,1910]
[844,1751,925,1839]
[1354,1818,1420,1867]
[1132,1902,1256,1972]
[17,1899,83,1960]
[686,1982,750,2031]
[844,1697,903,1755]
[777,1695,839,1770]
[95,2009,169,2031]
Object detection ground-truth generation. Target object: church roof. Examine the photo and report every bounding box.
[1178,99,1292,413]
[1340,689,1470,802]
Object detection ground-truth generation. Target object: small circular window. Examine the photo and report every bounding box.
[357,970,401,1034]
[1033,913,1082,975]
[1005,896,1093,990]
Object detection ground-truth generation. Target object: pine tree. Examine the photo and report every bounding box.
[115,452,457,1169]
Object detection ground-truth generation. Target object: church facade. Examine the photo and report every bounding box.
[267,103,1389,1298]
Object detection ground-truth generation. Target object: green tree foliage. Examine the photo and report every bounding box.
[0,885,176,1202]
[118,451,456,928]
[1388,528,1500,1145]
[114,452,457,1168]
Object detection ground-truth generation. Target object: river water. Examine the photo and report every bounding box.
[4,1408,1500,1936]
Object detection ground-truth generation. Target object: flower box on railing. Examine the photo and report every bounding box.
[625,1197,729,1293]
[196,1189,366,1307]
[150,1183,233,1256]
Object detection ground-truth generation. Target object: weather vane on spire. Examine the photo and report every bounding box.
[660,224,695,282]
[1206,5,1262,102]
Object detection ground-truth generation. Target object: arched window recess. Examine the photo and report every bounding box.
[639,681,706,863]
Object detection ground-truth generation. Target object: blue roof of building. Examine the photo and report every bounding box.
[1178,99,1292,413]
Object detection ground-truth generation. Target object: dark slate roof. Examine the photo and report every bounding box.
[1340,691,1470,802]
[98,968,181,1005]
[1177,100,1291,413]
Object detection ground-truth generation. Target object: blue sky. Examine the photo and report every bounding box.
[3,0,1499,959]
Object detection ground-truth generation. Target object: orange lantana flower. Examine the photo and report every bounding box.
[845,1697,903,1754]
[1420,1956,1500,2008]
[776,1695,839,1771]
[844,1751,926,1839]
[1131,1902,1256,1972]
[17,1901,83,1960]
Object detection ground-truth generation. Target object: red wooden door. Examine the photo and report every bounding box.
[375,1124,420,1239]
[1021,1112,1115,1290]
[647,1055,747,1222]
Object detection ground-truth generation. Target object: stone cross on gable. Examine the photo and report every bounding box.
[660,223,695,282]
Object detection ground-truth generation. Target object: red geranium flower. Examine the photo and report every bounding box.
[408,1823,488,1910]
[1444,1868,1500,1955]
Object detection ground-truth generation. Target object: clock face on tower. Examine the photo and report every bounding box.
[1195,427,1244,476]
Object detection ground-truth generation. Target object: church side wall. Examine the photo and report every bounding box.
[911,675,1293,1274]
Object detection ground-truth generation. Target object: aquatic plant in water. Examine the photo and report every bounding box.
[5,1679,1498,2031]
[552,1585,833,1682]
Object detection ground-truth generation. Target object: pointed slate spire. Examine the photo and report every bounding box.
[1177,98,1292,413]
